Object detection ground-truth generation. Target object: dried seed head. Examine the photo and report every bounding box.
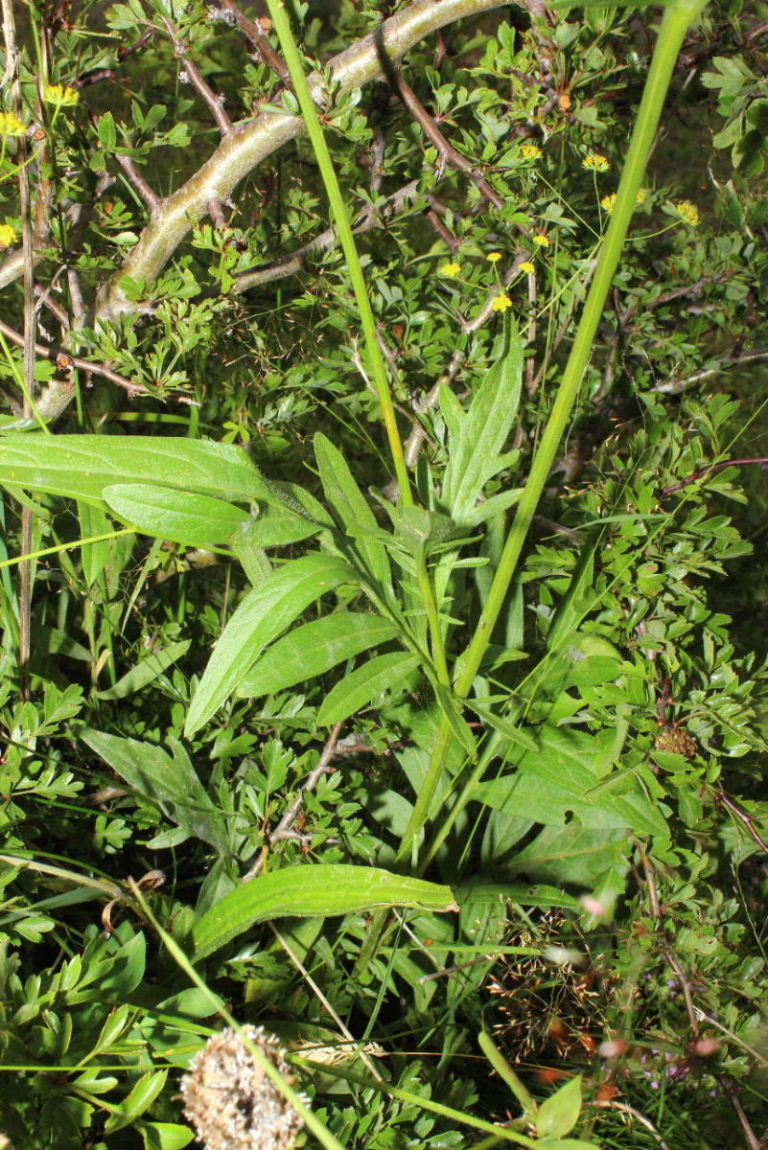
[180,1025,306,1150]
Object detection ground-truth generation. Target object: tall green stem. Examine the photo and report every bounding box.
[398,0,709,867]
[264,0,412,505]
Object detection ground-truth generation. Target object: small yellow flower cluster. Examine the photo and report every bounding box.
[532,233,550,248]
[600,188,650,214]
[582,153,610,172]
[519,261,535,275]
[44,84,80,107]
[0,224,17,249]
[440,261,461,277]
[0,112,25,137]
[520,142,542,161]
[491,293,512,312]
[486,252,502,263]
[675,199,700,227]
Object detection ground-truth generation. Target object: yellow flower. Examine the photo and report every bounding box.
[486,251,502,263]
[600,194,617,214]
[520,143,542,161]
[491,293,512,312]
[0,223,17,248]
[44,84,80,107]
[0,112,26,137]
[675,199,700,227]
[532,233,550,247]
[636,187,649,205]
[582,153,610,172]
[519,261,535,274]
[440,261,461,277]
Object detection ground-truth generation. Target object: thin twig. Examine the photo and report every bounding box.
[717,790,768,855]
[234,180,420,291]
[653,348,768,395]
[112,150,162,213]
[270,923,386,1082]
[218,0,290,84]
[178,51,233,135]
[0,318,149,398]
[243,722,344,880]
[661,456,768,496]
[379,58,504,210]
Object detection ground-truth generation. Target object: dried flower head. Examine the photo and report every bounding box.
[181,1025,306,1150]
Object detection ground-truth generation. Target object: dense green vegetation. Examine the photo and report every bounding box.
[1,0,768,1146]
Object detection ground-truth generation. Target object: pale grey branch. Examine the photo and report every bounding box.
[96,0,523,324]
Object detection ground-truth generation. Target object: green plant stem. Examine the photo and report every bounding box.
[290,1055,539,1147]
[0,527,134,571]
[263,0,412,504]
[478,1031,537,1124]
[416,558,451,686]
[129,881,348,1150]
[397,0,710,869]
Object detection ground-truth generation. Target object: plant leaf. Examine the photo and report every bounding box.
[314,433,392,594]
[475,726,668,835]
[237,612,398,698]
[316,650,420,725]
[185,553,355,736]
[536,1075,582,1140]
[103,484,250,546]
[82,730,229,852]
[0,433,269,505]
[104,1070,168,1133]
[96,640,191,700]
[193,864,457,959]
[441,319,523,525]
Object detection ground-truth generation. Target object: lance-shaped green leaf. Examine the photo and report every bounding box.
[314,433,392,594]
[237,612,398,698]
[441,320,523,525]
[96,640,191,700]
[0,433,270,506]
[317,650,420,726]
[104,484,251,546]
[185,553,355,736]
[193,864,457,959]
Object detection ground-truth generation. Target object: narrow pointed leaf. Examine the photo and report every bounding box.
[314,433,392,592]
[95,640,191,700]
[238,612,398,698]
[317,650,420,725]
[185,554,355,736]
[193,864,457,959]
